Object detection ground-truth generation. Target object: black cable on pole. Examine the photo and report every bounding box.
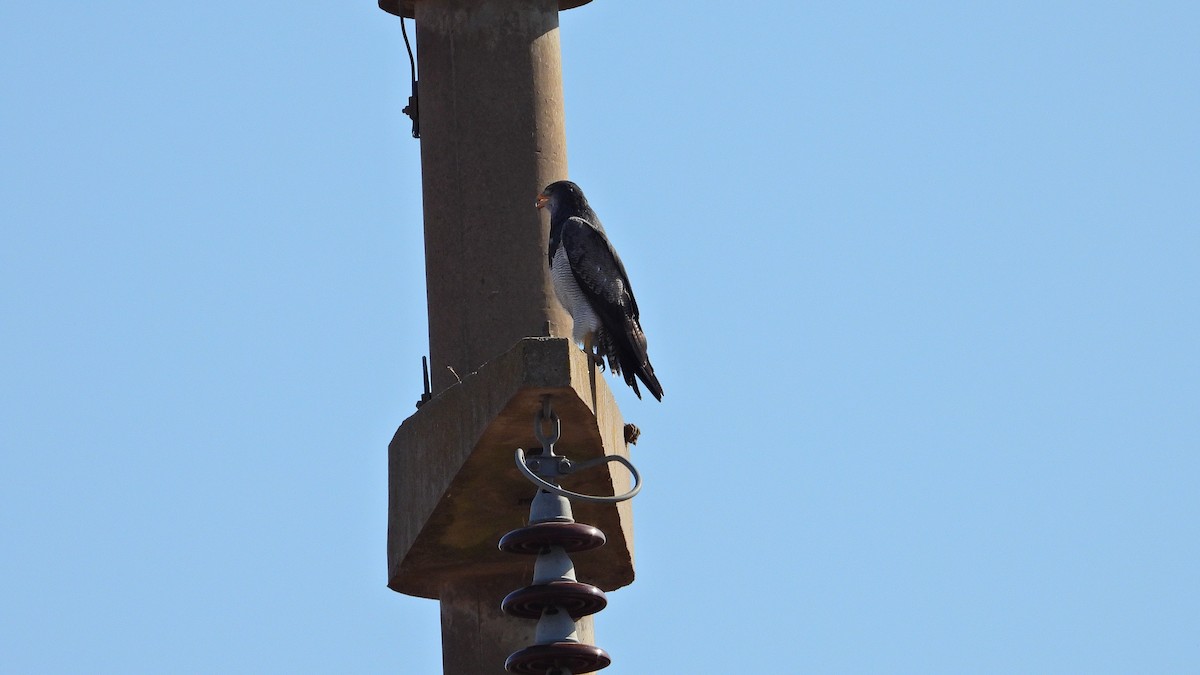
[400,16,419,139]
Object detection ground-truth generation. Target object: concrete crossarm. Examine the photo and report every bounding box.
[387,337,635,598]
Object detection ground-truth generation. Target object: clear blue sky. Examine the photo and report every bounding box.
[2,2,1197,673]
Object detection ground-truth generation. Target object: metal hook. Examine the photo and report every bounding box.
[533,400,561,450]
[520,395,642,503]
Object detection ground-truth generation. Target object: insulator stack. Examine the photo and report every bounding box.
[500,399,642,674]
[500,491,611,674]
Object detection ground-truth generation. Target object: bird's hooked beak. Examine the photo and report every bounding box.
[535,192,549,210]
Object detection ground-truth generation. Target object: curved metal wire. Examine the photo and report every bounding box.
[515,448,642,504]
[399,15,416,85]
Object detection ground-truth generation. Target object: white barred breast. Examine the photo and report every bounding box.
[551,246,601,344]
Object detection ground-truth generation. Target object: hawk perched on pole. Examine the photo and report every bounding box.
[537,181,664,401]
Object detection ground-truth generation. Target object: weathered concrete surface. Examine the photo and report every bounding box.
[409,0,577,395]
[387,337,635,599]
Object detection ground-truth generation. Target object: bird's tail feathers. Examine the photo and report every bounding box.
[620,320,663,402]
[631,361,663,401]
[596,321,663,401]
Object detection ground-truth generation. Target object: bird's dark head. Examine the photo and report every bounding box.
[536,180,589,215]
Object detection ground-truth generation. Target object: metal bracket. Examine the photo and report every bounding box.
[515,399,642,504]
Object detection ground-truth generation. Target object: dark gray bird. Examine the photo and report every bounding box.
[536,180,664,401]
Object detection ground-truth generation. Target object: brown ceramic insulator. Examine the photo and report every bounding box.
[501,581,607,620]
[505,642,611,674]
[498,522,607,555]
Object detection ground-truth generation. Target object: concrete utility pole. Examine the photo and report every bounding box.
[377,2,635,673]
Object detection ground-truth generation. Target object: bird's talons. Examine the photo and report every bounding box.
[580,339,605,371]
